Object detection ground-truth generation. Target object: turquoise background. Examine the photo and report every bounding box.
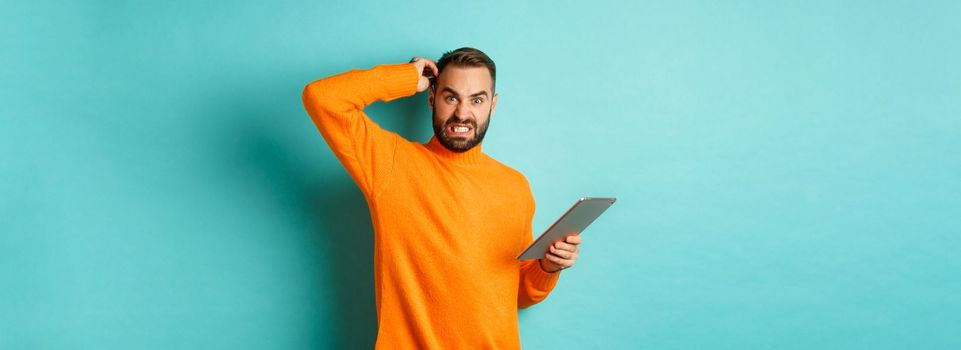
[3,0,959,349]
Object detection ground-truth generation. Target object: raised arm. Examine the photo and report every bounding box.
[301,60,432,197]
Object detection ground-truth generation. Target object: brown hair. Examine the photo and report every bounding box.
[435,47,497,92]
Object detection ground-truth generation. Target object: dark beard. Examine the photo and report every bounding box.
[432,106,491,153]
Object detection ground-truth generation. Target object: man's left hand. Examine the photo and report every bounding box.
[539,235,581,273]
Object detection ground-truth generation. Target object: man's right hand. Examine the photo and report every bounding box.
[409,57,438,93]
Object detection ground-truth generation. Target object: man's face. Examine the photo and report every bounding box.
[429,66,498,152]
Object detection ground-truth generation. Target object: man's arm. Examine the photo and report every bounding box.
[515,183,584,308]
[301,61,424,197]
[517,189,562,309]
[518,235,582,308]
[518,258,561,309]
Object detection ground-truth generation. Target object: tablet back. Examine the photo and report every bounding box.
[517,197,616,260]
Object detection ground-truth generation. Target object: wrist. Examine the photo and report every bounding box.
[538,259,561,273]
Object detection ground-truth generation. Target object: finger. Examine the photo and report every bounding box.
[418,61,431,77]
[546,254,575,270]
[545,252,570,266]
[553,241,577,252]
[549,245,576,260]
[426,60,438,77]
[566,235,582,244]
[411,60,425,75]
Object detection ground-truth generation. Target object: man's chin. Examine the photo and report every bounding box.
[438,135,480,152]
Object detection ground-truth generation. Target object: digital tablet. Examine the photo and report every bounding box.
[516,197,616,260]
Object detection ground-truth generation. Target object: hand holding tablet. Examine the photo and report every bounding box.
[516,197,616,260]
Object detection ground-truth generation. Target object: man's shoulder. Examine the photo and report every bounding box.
[484,155,532,188]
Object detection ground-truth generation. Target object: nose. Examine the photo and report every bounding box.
[454,100,471,118]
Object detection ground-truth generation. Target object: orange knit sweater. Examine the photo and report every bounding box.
[302,63,561,349]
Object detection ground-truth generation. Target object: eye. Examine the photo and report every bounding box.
[472,98,483,105]
[446,96,457,103]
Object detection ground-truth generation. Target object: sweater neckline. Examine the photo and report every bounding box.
[425,136,485,166]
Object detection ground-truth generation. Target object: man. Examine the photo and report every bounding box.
[302,47,582,349]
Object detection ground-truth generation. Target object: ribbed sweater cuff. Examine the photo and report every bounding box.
[375,63,419,102]
[529,260,561,287]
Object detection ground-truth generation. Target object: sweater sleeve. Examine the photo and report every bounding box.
[518,188,561,309]
[518,259,561,309]
[301,63,419,198]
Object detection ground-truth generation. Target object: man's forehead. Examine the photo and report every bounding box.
[436,66,493,93]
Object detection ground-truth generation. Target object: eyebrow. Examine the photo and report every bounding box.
[440,86,489,99]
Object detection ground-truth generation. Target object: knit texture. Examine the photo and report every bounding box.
[302,63,560,349]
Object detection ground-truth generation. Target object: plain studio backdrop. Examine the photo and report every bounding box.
[2,1,959,349]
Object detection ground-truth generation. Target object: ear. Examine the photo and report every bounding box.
[428,85,435,110]
[490,92,498,117]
